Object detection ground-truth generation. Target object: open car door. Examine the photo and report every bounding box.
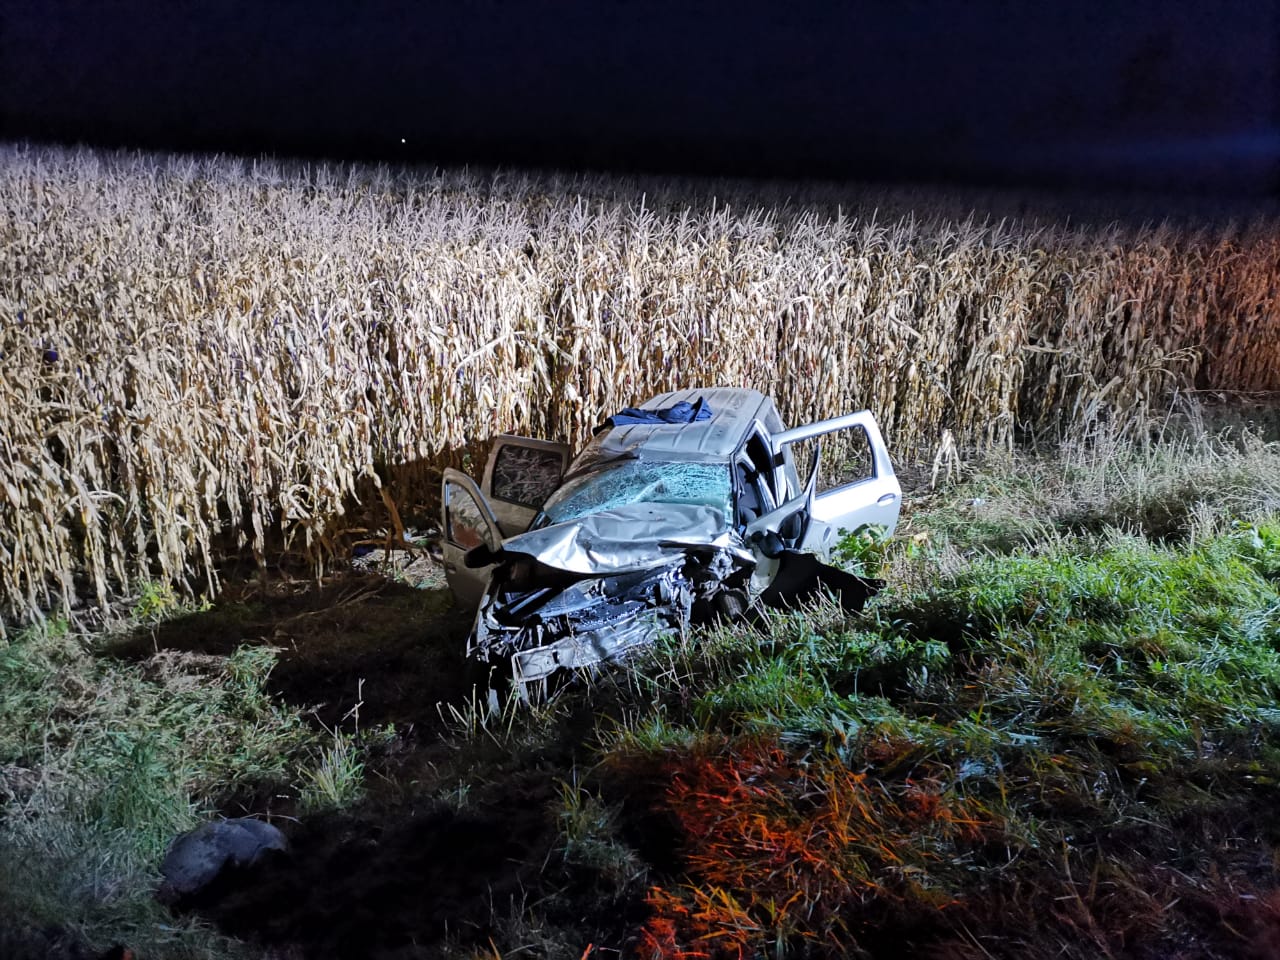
[441,468,504,608]
[770,410,901,558]
[480,436,572,537]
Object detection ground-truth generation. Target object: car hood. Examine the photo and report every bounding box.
[495,502,744,575]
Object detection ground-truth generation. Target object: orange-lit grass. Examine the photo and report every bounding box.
[624,733,1280,958]
[630,736,991,959]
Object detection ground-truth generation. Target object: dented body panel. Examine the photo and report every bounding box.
[441,387,901,693]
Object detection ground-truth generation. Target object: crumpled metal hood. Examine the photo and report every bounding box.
[494,502,738,575]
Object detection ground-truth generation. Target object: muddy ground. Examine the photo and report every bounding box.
[117,549,467,733]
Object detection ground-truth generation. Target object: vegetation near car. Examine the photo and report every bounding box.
[3,144,1279,625]
[2,415,1278,957]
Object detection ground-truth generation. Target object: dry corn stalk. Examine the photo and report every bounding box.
[1,144,1277,626]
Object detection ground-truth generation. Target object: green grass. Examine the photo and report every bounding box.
[298,729,366,813]
[583,421,1280,958]
[0,612,332,958]
[2,415,1279,958]
[591,517,1280,957]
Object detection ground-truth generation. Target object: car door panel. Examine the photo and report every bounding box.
[481,435,572,537]
[441,468,504,608]
[746,439,820,562]
[806,477,900,553]
[770,410,901,557]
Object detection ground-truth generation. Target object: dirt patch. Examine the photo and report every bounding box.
[176,760,647,959]
[104,555,646,957]
[186,791,557,958]
[110,557,471,731]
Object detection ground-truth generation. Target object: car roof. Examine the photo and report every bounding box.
[596,386,774,460]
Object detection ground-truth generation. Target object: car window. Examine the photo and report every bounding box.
[536,460,732,527]
[490,444,565,508]
[445,482,498,550]
[787,426,874,494]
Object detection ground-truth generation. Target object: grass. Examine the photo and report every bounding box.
[1,414,1278,958]
[585,418,1280,958]
[299,728,366,813]
[599,518,1280,957]
[904,412,1280,555]
[0,606,334,958]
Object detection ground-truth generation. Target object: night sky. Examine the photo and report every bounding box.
[3,0,1278,193]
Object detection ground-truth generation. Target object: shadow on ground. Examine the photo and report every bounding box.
[182,778,566,959]
[104,564,640,957]
[109,569,472,730]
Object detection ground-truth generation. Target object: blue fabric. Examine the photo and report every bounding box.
[597,398,713,432]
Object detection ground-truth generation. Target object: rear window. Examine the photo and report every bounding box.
[537,460,732,527]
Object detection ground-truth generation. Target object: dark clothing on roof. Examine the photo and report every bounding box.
[597,398,713,433]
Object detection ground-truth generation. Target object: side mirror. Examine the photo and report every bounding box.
[750,529,787,558]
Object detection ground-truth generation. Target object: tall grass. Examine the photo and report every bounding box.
[2,143,1278,624]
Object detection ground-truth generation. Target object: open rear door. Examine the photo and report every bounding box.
[441,468,504,608]
[771,410,901,558]
[481,435,572,537]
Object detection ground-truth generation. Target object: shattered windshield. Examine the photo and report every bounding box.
[535,460,732,528]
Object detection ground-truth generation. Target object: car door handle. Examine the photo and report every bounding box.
[877,493,898,504]
[444,561,458,573]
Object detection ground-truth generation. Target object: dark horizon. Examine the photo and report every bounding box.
[3,0,1278,196]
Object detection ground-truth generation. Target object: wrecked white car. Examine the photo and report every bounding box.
[441,387,901,694]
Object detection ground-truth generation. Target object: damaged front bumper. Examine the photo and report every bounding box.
[462,502,883,692]
[470,548,747,685]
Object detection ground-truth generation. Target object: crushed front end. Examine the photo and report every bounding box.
[468,558,683,685]
[463,503,753,691]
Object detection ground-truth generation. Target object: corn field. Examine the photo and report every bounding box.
[2,144,1278,625]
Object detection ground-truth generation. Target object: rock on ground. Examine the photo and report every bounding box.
[159,817,287,902]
